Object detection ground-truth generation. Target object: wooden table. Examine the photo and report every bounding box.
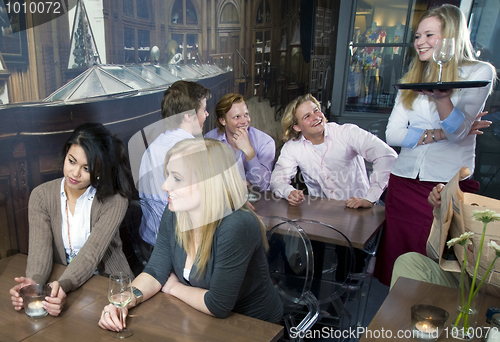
[253,192,386,249]
[360,277,500,341]
[0,254,283,342]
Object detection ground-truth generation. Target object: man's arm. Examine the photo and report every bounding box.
[244,134,275,191]
[270,144,300,201]
[347,125,398,204]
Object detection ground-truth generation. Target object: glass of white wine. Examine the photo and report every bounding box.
[108,272,134,338]
[433,38,455,84]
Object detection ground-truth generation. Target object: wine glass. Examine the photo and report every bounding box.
[108,272,134,338]
[433,38,455,84]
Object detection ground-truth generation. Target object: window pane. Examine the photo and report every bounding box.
[123,0,133,17]
[256,1,263,24]
[101,66,152,89]
[124,27,135,63]
[186,34,198,60]
[136,0,149,19]
[171,0,183,24]
[172,34,184,63]
[344,0,422,115]
[221,3,239,24]
[220,36,228,53]
[186,0,198,25]
[138,30,150,62]
[265,0,271,23]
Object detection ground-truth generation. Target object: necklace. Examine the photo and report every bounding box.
[65,200,77,263]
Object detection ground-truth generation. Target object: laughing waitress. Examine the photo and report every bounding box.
[375,4,496,285]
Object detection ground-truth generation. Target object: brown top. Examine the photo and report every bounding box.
[26,178,133,293]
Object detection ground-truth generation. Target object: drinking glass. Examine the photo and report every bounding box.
[108,272,134,338]
[20,284,51,318]
[433,38,455,83]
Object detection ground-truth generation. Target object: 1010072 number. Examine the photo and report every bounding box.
[5,1,63,14]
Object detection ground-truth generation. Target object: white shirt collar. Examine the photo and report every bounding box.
[60,178,96,202]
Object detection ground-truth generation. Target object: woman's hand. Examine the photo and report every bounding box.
[413,88,453,99]
[345,197,374,209]
[9,277,36,311]
[161,272,181,295]
[98,303,128,332]
[428,183,445,208]
[469,111,491,135]
[44,281,66,316]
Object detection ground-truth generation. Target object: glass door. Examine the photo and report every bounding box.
[331,0,429,120]
[346,0,418,114]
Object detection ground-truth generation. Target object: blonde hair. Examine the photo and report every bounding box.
[281,94,323,142]
[164,138,269,277]
[215,93,244,134]
[400,4,478,110]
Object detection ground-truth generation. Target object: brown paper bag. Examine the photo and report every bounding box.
[426,167,500,293]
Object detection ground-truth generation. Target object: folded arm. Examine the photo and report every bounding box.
[244,137,276,191]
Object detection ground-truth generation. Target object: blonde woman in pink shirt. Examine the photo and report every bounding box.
[270,93,397,208]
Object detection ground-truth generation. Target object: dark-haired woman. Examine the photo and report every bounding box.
[10,122,134,316]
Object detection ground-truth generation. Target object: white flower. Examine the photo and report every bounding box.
[447,231,474,248]
[472,210,500,224]
[488,241,500,257]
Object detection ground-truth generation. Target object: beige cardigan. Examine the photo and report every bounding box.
[26,178,133,293]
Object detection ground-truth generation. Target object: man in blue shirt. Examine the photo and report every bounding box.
[138,81,211,246]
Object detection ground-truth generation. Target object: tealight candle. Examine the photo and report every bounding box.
[411,304,448,342]
[26,300,47,318]
[20,284,50,319]
[415,321,438,333]
[414,321,439,340]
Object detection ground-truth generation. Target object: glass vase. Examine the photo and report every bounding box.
[451,269,485,340]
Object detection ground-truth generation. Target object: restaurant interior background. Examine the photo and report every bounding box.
[0,0,499,261]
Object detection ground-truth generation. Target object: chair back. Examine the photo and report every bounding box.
[127,119,166,189]
[264,216,319,341]
[121,199,161,275]
[293,219,356,332]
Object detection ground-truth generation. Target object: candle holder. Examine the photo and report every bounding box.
[20,284,51,319]
[411,304,449,342]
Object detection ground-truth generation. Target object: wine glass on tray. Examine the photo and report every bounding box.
[108,272,134,338]
[433,38,455,84]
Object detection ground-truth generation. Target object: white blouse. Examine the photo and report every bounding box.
[386,61,495,182]
[60,178,96,263]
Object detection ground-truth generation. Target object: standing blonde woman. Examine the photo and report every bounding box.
[376,4,496,285]
[98,138,282,331]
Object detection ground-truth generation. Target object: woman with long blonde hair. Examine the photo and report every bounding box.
[376,4,496,285]
[98,138,282,331]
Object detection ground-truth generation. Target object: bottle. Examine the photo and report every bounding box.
[486,313,500,342]
[487,307,500,324]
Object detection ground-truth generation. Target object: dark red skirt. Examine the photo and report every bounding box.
[374,173,479,286]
